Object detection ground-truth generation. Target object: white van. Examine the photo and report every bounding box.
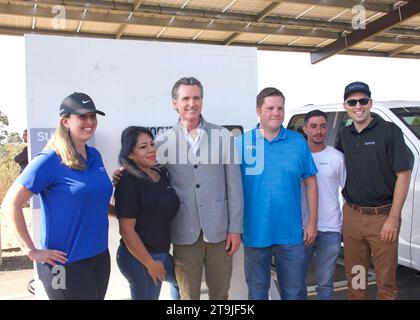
[284,101,420,272]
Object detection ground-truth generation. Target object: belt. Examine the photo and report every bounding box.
[347,203,392,215]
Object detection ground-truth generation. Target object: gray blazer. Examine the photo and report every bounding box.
[155,118,244,245]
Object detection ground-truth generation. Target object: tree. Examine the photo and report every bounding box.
[7,132,22,144]
[0,110,9,144]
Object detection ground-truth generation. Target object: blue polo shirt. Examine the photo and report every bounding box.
[237,125,317,247]
[17,146,113,264]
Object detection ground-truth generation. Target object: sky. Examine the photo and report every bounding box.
[0,34,420,134]
[258,50,420,106]
[0,35,26,134]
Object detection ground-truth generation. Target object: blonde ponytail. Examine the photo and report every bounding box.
[47,115,86,171]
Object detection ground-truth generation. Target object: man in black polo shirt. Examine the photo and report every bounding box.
[337,81,411,300]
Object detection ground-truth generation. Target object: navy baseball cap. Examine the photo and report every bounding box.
[344,82,371,101]
[59,92,105,116]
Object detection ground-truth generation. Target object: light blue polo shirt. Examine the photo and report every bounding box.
[17,146,113,264]
[237,124,317,247]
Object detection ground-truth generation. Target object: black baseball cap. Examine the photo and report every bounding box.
[344,81,371,101]
[59,92,105,116]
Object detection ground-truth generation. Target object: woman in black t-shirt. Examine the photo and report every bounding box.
[115,126,180,300]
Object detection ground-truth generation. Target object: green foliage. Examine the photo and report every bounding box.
[7,132,23,144]
[0,144,23,203]
[0,110,8,126]
[0,110,9,144]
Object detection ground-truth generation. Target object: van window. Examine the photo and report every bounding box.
[223,125,244,137]
[390,107,420,140]
[341,114,354,127]
[287,114,306,136]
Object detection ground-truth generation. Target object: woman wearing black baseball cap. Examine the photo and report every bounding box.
[3,92,112,300]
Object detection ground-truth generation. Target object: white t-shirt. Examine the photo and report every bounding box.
[302,146,346,233]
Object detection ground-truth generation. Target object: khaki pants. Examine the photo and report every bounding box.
[173,232,232,300]
[343,203,398,300]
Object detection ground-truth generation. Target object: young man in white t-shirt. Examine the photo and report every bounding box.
[301,110,346,300]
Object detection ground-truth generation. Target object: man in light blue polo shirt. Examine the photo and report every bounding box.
[237,87,318,300]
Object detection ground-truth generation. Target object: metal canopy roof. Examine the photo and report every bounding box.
[0,0,419,63]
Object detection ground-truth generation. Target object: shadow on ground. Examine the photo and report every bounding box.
[0,249,33,272]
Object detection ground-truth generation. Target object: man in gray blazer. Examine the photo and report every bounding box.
[155,77,243,300]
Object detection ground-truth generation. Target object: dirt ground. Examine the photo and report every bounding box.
[0,208,34,299]
[0,248,32,271]
[1,208,33,266]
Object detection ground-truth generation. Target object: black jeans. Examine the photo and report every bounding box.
[37,249,110,300]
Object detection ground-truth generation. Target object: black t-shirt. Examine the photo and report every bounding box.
[114,167,180,253]
[337,116,411,207]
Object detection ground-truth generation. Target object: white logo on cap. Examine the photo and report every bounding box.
[82,100,91,104]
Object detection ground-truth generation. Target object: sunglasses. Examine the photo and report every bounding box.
[345,98,371,107]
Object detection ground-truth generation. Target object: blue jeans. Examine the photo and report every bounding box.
[303,231,341,300]
[244,244,306,300]
[116,243,180,300]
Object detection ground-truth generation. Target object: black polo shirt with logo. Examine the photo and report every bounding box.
[337,116,411,207]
